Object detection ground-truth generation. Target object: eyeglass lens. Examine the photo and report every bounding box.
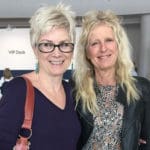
[38,42,74,53]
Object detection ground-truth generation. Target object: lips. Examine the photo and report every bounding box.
[49,60,64,65]
[98,54,111,59]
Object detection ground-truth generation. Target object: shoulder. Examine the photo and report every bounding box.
[0,77,28,124]
[0,77,28,145]
[62,80,74,100]
[6,76,27,90]
[0,76,27,104]
[134,76,150,87]
[134,76,150,95]
[68,77,75,87]
[63,79,71,88]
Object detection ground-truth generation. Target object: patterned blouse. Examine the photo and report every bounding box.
[82,84,124,150]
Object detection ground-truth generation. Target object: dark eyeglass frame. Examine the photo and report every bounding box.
[37,42,74,53]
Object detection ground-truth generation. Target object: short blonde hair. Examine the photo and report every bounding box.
[29,3,76,48]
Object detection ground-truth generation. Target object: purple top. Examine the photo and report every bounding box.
[0,77,81,150]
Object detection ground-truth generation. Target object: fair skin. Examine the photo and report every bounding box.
[87,23,118,85]
[87,23,147,145]
[36,27,73,77]
[24,27,73,109]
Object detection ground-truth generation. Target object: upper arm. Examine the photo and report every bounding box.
[139,78,150,148]
[0,77,27,148]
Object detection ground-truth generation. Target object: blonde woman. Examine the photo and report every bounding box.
[0,4,81,149]
[73,10,150,150]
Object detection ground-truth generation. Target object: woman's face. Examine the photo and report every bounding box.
[87,24,118,72]
[35,27,73,77]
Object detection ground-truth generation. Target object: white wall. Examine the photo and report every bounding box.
[0,28,36,70]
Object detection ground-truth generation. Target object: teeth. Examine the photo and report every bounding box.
[50,61,63,65]
[98,56,106,59]
[99,55,110,59]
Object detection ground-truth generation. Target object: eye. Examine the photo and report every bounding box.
[90,41,99,47]
[41,43,54,51]
[44,43,53,48]
[60,43,70,48]
[105,38,114,42]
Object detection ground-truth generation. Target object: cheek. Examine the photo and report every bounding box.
[86,48,94,60]
[38,54,49,64]
[66,53,73,62]
[69,53,73,58]
[112,42,118,50]
[114,45,119,56]
[109,43,118,57]
[113,48,119,63]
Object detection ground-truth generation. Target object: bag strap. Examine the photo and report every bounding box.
[21,76,35,137]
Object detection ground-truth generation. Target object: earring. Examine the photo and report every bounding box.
[35,61,39,73]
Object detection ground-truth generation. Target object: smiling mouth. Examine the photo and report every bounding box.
[49,60,64,65]
[98,54,111,59]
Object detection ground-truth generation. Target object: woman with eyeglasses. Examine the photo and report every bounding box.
[0,3,81,150]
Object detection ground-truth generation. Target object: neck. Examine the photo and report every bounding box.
[95,69,116,86]
[36,72,63,92]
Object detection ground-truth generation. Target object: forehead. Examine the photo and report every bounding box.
[89,23,114,37]
[39,27,70,42]
[88,25,115,43]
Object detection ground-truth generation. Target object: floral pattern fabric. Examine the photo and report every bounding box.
[82,84,124,150]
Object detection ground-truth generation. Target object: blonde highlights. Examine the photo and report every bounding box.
[73,10,140,114]
[29,3,76,48]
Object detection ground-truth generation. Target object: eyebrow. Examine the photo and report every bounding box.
[39,39,71,43]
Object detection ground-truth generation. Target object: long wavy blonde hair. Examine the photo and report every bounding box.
[73,10,140,114]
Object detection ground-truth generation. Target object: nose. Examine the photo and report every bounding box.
[52,45,62,54]
[100,42,107,52]
[52,46,62,56]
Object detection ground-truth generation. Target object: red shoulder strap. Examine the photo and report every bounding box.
[21,76,35,130]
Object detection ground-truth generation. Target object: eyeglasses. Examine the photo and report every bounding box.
[38,42,74,53]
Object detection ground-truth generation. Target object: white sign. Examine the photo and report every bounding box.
[0,28,36,70]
